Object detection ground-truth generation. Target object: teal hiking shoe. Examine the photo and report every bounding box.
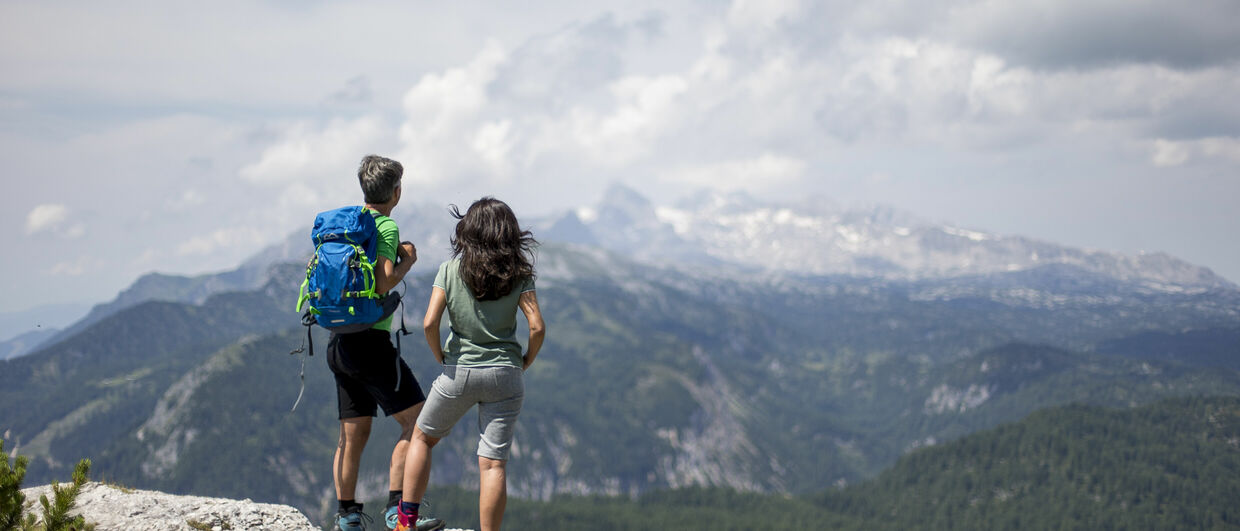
[386,503,446,531]
[334,505,373,531]
[384,505,399,530]
[414,514,446,531]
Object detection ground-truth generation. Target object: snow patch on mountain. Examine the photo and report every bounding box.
[537,184,1234,292]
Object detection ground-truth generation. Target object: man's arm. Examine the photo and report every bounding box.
[374,241,416,294]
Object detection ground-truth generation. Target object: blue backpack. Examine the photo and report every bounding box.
[295,206,400,333]
[288,206,406,411]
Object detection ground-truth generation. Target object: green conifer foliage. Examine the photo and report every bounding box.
[36,459,95,531]
[1,440,95,531]
[1,439,30,530]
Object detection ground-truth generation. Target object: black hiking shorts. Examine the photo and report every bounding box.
[327,329,426,419]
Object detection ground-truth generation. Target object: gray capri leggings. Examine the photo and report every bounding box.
[416,365,525,460]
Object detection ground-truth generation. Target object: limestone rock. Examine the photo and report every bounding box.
[20,482,318,530]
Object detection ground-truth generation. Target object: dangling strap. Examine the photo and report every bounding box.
[290,348,308,413]
[289,313,316,412]
[393,281,412,391]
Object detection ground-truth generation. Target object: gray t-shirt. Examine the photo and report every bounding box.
[433,259,536,368]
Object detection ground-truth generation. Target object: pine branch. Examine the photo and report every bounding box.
[37,459,94,531]
[1,439,30,531]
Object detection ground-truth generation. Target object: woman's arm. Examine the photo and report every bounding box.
[518,290,545,370]
[423,286,447,365]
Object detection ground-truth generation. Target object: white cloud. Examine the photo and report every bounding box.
[569,74,688,164]
[0,2,535,110]
[397,40,509,185]
[471,119,516,172]
[371,1,1236,207]
[663,153,807,191]
[176,227,268,257]
[240,115,389,186]
[25,203,68,234]
[401,41,507,137]
[727,0,802,30]
[49,259,87,276]
[967,55,1032,117]
[129,248,161,268]
[1199,137,1240,163]
[170,189,206,210]
[1151,139,1190,167]
[1151,136,1240,167]
[944,0,1240,70]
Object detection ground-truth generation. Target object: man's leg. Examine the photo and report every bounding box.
[334,416,373,501]
[388,401,424,491]
[477,457,507,531]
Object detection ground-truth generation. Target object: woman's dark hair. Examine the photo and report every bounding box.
[449,197,538,301]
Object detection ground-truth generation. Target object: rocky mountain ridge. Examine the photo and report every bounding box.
[10,184,1231,364]
[541,184,1234,291]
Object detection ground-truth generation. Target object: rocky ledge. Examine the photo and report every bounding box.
[20,482,318,530]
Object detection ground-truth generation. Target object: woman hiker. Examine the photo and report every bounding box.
[395,197,546,531]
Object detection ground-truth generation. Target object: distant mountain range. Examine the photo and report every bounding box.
[242,183,1238,302]
[2,185,1238,525]
[5,242,1239,515]
[0,302,87,360]
[39,182,1223,354]
[537,184,1233,291]
[0,327,59,361]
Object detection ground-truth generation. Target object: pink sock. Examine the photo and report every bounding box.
[398,503,417,526]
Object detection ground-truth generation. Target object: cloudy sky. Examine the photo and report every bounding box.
[3,0,1239,323]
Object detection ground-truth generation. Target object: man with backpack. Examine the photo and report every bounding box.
[321,155,445,531]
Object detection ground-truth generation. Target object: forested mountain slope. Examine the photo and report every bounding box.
[4,245,1238,524]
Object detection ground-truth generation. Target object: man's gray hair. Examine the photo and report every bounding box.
[357,155,403,204]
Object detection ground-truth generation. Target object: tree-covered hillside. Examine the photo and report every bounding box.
[816,395,1240,530]
[0,288,295,480]
[416,397,1240,530]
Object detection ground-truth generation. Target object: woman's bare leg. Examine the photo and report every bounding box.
[478,456,507,531]
[402,427,439,502]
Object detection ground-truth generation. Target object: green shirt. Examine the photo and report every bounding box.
[433,259,536,367]
[369,209,399,332]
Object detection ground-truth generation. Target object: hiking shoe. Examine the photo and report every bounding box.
[385,505,400,530]
[388,506,445,531]
[334,505,373,531]
[414,514,446,531]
